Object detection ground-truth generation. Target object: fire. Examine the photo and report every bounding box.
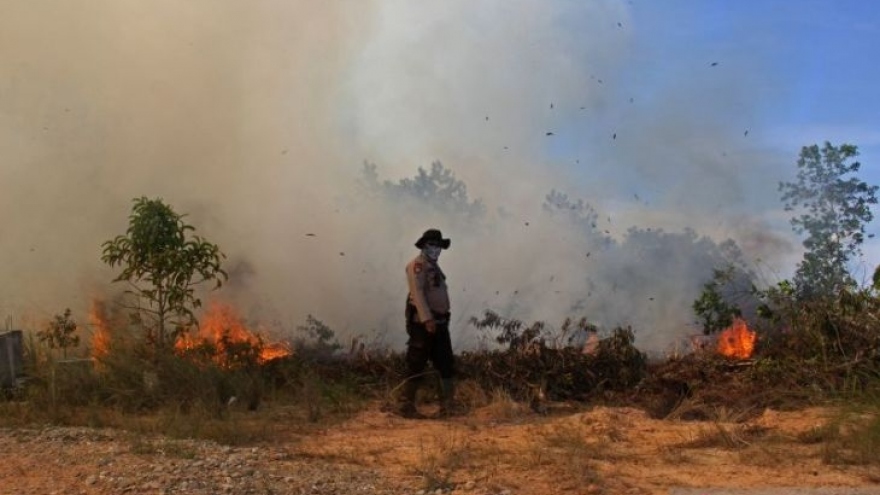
[716,318,757,359]
[88,298,290,366]
[176,301,291,365]
[581,332,599,355]
[89,299,112,360]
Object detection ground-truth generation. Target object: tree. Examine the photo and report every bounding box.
[692,266,744,335]
[101,197,228,349]
[779,142,878,297]
[542,189,601,235]
[37,308,80,359]
[361,161,486,219]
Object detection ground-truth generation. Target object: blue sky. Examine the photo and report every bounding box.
[632,1,880,271]
[628,1,880,169]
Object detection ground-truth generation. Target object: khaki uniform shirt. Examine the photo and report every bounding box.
[406,253,450,323]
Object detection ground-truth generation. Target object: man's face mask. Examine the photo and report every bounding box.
[423,245,442,261]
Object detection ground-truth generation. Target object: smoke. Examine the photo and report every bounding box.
[0,1,798,353]
[0,0,373,314]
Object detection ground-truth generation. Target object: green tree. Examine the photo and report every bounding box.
[37,308,80,359]
[779,142,878,298]
[692,266,744,335]
[101,197,228,349]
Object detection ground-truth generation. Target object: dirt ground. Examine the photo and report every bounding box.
[290,402,880,494]
[2,401,879,494]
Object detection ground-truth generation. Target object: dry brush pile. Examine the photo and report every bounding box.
[3,287,880,441]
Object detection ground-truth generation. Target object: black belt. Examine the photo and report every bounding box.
[432,311,450,324]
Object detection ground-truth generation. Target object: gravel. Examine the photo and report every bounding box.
[670,490,880,495]
[0,426,410,495]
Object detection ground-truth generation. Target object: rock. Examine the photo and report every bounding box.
[140,480,160,490]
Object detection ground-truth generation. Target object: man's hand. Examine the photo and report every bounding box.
[425,319,437,334]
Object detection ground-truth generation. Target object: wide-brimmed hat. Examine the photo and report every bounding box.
[415,229,451,249]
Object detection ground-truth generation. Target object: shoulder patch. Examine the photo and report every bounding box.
[413,262,423,274]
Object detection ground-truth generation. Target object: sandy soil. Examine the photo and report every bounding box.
[293,402,880,494]
[1,402,879,494]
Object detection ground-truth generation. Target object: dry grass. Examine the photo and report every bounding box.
[784,398,880,466]
[412,429,474,491]
[797,423,836,444]
[407,387,540,491]
[819,409,880,465]
[677,421,768,450]
[126,434,199,459]
[520,420,609,492]
[454,378,490,410]
[480,388,532,422]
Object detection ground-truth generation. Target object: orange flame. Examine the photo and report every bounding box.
[89,299,112,360]
[716,318,757,359]
[88,297,290,366]
[176,301,291,365]
[581,332,599,355]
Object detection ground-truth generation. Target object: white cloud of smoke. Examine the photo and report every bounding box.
[0,1,797,354]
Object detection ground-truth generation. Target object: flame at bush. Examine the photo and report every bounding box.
[716,317,757,359]
[89,297,290,366]
[176,301,292,365]
[88,299,113,360]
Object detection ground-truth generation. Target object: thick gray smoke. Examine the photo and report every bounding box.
[0,1,798,353]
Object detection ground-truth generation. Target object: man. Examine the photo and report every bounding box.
[399,228,455,418]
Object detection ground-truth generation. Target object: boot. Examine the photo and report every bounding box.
[437,378,456,418]
[397,377,425,419]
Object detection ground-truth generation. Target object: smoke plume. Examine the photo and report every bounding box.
[0,1,797,353]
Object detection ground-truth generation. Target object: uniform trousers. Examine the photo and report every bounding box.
[405,319,454,381]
